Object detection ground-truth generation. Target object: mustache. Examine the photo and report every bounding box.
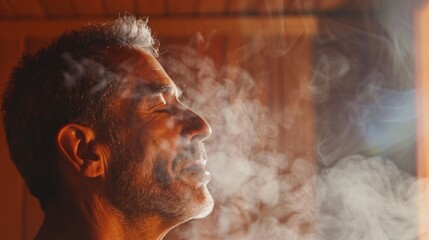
[173,142,207,170]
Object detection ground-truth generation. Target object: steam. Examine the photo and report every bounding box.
[317,155,429,240]
[160,23,428,238]
[312,13,417,171]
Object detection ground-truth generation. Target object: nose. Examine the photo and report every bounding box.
[180,108,212,142]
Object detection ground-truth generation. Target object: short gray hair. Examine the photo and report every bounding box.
[111,16,159,56]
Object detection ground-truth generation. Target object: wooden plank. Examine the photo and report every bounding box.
[315,0,347,11]
[0,0,17,17]
[8,0,44,17]
[136,0,165,15]
[257,0,386,13]
[0,37,25,240]
[319,0,386,11]
[39,0,75,17]
[197,0,226,15]
[203,32,227,69]
[227,0,259,14]
[166,0,197,15]
[224,33,245,76]
[278,35,315,232]
[285,36,314,157]
[284,0,311,12]
[104,0,134,17]
[0,19,100,39]
[259,0,286,14]
[0,16,318,39]
[71,0,104,17]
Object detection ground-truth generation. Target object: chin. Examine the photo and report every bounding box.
[184,186,214,221]
[194,189,215,219]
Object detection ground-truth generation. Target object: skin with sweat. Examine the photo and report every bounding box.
[34,47,213,240]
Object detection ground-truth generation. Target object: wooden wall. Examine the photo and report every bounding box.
[0,2,425,238]
[0,0,385,19]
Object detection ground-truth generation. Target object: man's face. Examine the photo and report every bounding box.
[104,48,213,222]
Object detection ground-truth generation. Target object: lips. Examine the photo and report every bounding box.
[180,163,211,189]
[174,144,211,189]
[180,158,206,170]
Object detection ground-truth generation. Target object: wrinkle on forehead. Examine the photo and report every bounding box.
[107,47,172,86]
[107,47,161,72]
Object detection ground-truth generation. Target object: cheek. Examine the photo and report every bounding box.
[131,149,176,191]
[125,117,183,170]
[153,155,174,188]
[149,119,183,151]
[156,132,181,152]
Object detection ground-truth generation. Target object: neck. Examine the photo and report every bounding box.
[34,195,176,240]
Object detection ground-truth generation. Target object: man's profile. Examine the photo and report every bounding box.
[1,16,213,240]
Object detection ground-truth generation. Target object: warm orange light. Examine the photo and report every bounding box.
[416,2,429,176]
[415,1,429,239]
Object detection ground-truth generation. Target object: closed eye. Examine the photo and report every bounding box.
[154,104,178,115]
[145,92,165,107]
[134,84,180,114]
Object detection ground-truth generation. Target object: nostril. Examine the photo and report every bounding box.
[182,110,212,142]
[193,117,212,142]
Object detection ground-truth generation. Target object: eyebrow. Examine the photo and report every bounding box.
[128,83,179,110]
[150,84,174,95]
[133,82,172,96]
[142,84,179,100]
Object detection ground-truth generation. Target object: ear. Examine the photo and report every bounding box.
[56,124,108,178]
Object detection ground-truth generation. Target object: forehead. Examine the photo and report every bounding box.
[107,47,174,88]
[106,47,178,118]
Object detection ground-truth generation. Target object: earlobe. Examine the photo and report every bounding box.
[56,124,107,178]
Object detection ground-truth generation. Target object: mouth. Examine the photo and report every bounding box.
[174,144,211,189]
[180,160,211,189]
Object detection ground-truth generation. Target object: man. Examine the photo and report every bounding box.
[1,16,213,239]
